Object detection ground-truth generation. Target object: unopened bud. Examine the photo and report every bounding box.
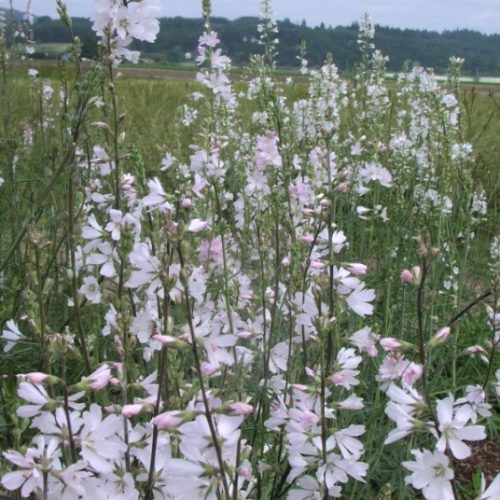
[429,326,451,347]
[400,269,414,284]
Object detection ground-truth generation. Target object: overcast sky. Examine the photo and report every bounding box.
[7,0,500,34]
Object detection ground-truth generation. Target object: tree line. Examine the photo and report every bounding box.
[9,11,500,75]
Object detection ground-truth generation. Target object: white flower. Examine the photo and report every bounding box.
[330,348,362,389]
[359,163,392,188]
[142,177,172,213]
[1,320,25,352]
[349,326,379,357]
[455,385,491,424]
[346,284,375,317]
[403,449,454,500]
[80,404,126,474]
[288,475,327,499]
[86,241,118,278]
[317,453,367,490]
[435,395,486,459]
[384,384,425,445]
[479,473,500,499]
[125,242,161,293]
[1,436,61,497]
[269,341,289,373]
[79,276,102,304]
[331,230,347,253]
[332,425,365,459]
[17,382,51,419]
[161,152,175,171]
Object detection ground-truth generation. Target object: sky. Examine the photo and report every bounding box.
[7,0,500,34]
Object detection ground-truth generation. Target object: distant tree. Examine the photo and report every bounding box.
[26,14,500,75]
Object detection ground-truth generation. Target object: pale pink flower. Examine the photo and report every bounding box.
[288,475,330,499]
[335,182,349,192]
[198,31,220,48]
[359,163,392,187]
[104,208,124,241]
[201,362,219,376]
[401,362,423,386]
[199,235,223,265]
[255,133,282,169]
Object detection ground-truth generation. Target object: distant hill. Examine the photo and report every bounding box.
[24,15,500,76]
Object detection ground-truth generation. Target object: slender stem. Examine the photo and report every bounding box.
[448,290,492,327]
[62,385,77,463]
[178,244,231,500]
[68,159,91,374]
[145,289,172,500]
[43,470,48,500]
[483,286,498,390]
[415,258,438,427]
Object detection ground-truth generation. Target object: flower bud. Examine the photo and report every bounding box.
[429,326,451,347]
[400,269,414,284]
[335,182,349,193]
[122,404,145,417]
[153,410,184,429]
[187,218,209,233]
[228,402,254,416]
[347,263,367,275]
[20,372,60,385]
[152,334,188,350]
[380,337,402,351]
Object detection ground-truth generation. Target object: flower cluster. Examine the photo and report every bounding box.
[91,0,161,63]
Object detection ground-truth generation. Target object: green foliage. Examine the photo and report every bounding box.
[27,14,500,75]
